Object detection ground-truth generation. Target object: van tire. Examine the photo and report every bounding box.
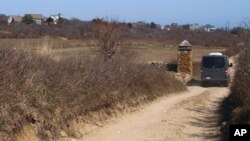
[201,81,207,87]
[224,82,229,87]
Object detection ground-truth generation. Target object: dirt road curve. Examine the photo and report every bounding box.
[81,86,229,141]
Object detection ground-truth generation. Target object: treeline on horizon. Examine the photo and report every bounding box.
[0,13,248,47]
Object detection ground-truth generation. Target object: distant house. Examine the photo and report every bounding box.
[46,14,62,25]
[171,23,178,27]
[26,14,43,24]
[137,21,148,27]
[189,23,202,31]
[155,24,162,29]
[163,23,182,31]
[161,25,165,30]
[131,23,138,28]
[164,25,172,31]
[8,16,22,24]
[203,24,216,32]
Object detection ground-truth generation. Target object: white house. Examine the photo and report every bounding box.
[163,25,172,31]
[8,16,22,24]
[47,14,62,25]
[203,24,216,32]
[189,23,202,31]
[26,14,44,25]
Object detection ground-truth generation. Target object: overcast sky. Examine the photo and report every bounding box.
[1,0,249,27]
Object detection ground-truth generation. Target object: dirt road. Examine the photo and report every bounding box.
[80,86,229,141]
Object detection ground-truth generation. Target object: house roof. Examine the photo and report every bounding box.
[12,16,22,22]
[204,24,215,28]
[179,40,192,47]
[26,14,43,20]
[50,15,60,20]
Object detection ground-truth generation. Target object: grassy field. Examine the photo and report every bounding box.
[51,44,225,63]
[51,44,225,80]
[0,39,225,63]
[0,38,225,81]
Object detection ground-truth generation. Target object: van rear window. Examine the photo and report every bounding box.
[202,57,226,68]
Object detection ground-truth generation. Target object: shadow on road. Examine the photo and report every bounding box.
[186,79,201,86]
[186,79,228,88]
[185,98,224,140]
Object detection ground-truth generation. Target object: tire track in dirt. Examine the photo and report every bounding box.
[74,86,229,141]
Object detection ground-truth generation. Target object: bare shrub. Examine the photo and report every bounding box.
[0,14,7,25]
[230,47,250,121]
[223,46,243,57]
[224,20,250,57]
[0,45,185,140]
[94,19,124,60]
[240,19,250,45]
[0,19,186,140]
[220,47,250,141]
[220,21,250,141]
[2,16,239,48]
[220,47,250,140]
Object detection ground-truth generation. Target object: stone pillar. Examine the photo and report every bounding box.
[177,40,193,75]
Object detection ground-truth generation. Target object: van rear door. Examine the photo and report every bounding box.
[201,56,228,81]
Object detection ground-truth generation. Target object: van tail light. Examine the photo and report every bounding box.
[225,69,229,74]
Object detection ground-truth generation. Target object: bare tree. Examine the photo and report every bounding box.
[240,19,250,46]
[95,19,123,60]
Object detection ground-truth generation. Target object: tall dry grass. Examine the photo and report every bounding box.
[0,44,185,140]
[220,47,250,141]
[0,38,98,50]
[229,47,250,122]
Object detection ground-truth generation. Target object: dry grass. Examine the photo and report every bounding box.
[0,39,226,60]
[0,38,98,49]
[223,46,243,57]
[50,45,225,66]
[0,44,186,140]
[220,47,250,141]
[230,47,250,122]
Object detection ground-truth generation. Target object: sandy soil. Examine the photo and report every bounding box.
[76,86,229,141]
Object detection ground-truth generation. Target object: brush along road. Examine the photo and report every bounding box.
[80,86,229,141]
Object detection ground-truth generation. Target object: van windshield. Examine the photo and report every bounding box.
[202,56,226,68]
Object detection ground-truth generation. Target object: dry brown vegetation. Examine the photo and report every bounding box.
[0,38,99,49]
[220,47,250,140]
[223,46,243,57]
[0,21,186,141]
[230,47,250,122]
[0,14,240,47]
